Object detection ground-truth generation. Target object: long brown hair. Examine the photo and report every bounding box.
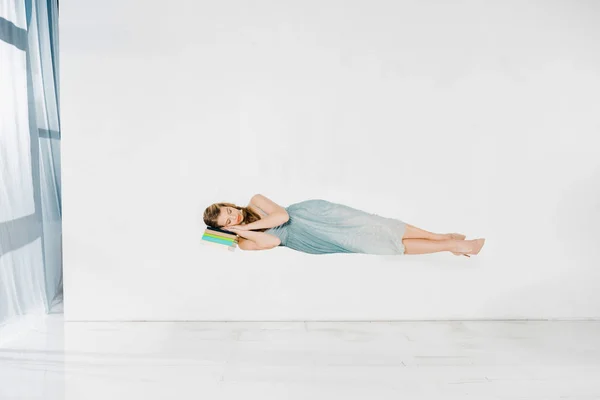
[203,202,268,232]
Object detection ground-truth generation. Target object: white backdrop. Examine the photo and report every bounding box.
[61,0,600,321]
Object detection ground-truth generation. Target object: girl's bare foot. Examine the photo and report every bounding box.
[453,239,485,257]
[447,233,467,256]
[472,238,485,255]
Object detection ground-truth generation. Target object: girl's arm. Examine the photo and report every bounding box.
[244,194,289,230]
[231,229,280,248]
[243,212,288,230]
[238,238,273,251]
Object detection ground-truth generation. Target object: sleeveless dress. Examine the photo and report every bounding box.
[253,199,407,255]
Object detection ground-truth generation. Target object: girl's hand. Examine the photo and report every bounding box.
[223,225,250,232]
[230,224,251,231]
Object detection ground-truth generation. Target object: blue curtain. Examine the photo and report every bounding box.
[0,0,61,344]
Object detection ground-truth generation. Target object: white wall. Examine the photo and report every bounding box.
[61,0,600,321]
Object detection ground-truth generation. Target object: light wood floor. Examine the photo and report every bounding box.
[2,305,599,399]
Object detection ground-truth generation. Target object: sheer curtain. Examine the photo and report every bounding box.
[0,0,61,345]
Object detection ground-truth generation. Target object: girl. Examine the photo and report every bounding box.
[203,194,484,256]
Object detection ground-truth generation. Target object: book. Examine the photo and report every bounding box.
[205,226,238,240]
[202,225,239,251]
[202,234,237,245]
[202,239,237,252]
[205,225,236,235]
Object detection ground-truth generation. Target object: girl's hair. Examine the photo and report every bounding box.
[203,202,268,232]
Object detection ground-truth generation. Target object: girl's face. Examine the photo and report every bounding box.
[218,206,243,227]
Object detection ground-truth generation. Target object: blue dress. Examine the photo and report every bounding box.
[256,199,407,255]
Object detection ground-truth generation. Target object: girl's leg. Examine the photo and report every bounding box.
[402,238,481,255]
[403,223,464,241]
